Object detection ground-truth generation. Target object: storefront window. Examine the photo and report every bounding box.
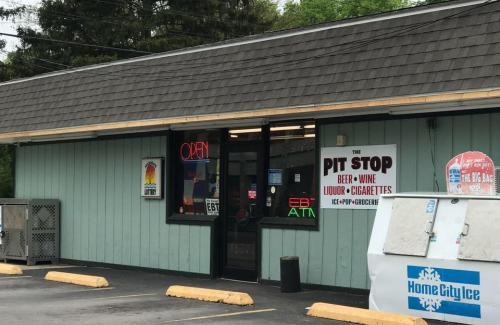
[228,127,262,142]
[267,122,316,219]
[173,130,221,217]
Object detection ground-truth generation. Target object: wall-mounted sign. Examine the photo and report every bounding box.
[141,158,163,199]
[321,145,397,209]
[446,151,495,195]
[180,141,209,161]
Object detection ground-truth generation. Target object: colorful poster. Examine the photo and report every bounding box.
[141,158,163,199]
[446,151,495,195]
[321,145,397,209]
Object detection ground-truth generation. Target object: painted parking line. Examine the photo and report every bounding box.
[66,287,115,294]
[163,308,277,323]
[21,265,83,271]
[93,293,158,301]
[0,275,32,280]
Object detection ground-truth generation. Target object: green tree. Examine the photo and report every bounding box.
[0,5,25,81]
[0,6,23,198]
[3,0,278,79]
[0,145,14,198]
[274,0,410,30]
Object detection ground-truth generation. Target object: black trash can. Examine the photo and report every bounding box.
[280,256,301,293]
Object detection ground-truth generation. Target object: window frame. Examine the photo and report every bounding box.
[259,122,320,231]
[166,123,320,230]
[166,130,222,225]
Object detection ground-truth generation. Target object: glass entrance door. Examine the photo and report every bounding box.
[223,145,262,280]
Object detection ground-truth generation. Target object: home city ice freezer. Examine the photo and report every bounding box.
[368,193,500,324]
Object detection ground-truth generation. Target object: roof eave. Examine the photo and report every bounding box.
[2,87,499,144]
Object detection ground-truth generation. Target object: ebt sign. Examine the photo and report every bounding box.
[407,265,481,319]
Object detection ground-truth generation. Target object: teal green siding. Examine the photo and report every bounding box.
[15,135,211,274]
[14,111,500,288]
[261,112,500,289]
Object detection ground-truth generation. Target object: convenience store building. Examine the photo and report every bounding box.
[1,0,500,290]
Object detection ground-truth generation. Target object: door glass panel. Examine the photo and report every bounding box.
[383,198,437,257]
[226,151,258,275]
[458,199,500,262]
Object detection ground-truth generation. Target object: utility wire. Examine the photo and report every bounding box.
[130,0,498,83]
[32,0,494,84]
[0,0,495,115]
[5,0,440,67]
[1,0,270,36]
[0,49,53,72]
[428,121,441,192]
[0,0,486,120]
[7,5,218,40]
[0,0,492,106]
[1,0,496,87]
[86,0,273,28]
[0,31,153,54]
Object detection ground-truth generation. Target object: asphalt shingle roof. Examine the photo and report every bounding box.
[0,0,499,134]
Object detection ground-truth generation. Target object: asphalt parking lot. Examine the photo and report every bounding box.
[0,264,368,325]
[0,264,457,325]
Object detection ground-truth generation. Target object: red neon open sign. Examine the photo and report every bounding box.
[288,197,315,208]
[180,141,209,161]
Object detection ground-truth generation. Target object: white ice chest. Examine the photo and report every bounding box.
[368,193,500,325]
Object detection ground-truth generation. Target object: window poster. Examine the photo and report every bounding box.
[205,198,219,216]
[268,169,283,186]
[321,145,396,209]
[141,158,163,199]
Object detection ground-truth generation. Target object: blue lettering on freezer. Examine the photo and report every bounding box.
[407,265,481,319]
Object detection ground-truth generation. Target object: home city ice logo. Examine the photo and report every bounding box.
[407,265,481,319]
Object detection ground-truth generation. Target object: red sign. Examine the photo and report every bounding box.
[180,141,209,161]
[248,190,257,200]
[288,197,315,208]
[446,151,495,195]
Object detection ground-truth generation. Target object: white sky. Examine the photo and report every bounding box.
[0,0,40,57]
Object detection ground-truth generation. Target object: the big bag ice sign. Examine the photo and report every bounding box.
[446,151,495,195]
[321,144,397,209]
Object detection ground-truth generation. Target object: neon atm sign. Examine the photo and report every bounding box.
[180,141,209,161]
[288,197,316,218]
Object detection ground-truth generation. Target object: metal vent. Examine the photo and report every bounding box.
[31,233,56,258]
[32,205,56,230]
[29,202,59,262]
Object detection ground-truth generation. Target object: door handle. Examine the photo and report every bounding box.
[425,220,434,236]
